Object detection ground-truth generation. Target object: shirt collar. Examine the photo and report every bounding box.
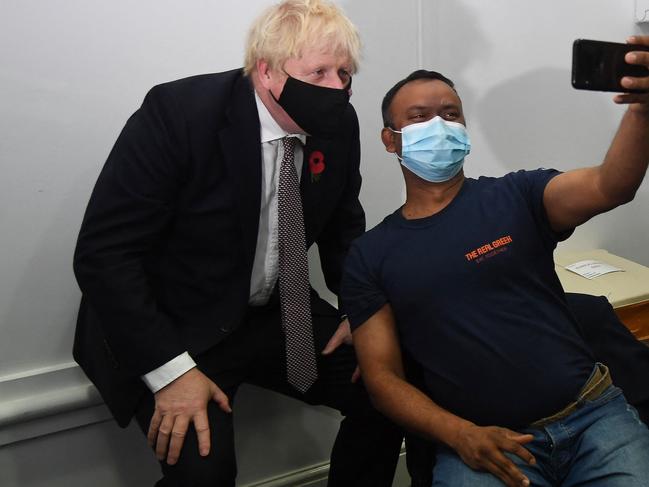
[254,92,307,145]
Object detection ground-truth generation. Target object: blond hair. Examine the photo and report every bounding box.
[243,0,361,75]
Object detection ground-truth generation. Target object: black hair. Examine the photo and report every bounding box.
[381,70,456,128]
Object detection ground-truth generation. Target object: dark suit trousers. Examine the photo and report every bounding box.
[134,301,403,487]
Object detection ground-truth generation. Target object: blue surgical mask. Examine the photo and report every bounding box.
[390,116,471,183]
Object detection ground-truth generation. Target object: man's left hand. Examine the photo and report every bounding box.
[321,318,361,382]
[616,36,649,111]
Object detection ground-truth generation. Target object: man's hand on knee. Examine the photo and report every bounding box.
[147,367,232,465]
[451,424,536,487]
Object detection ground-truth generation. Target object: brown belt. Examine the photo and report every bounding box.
[529,363,612,428]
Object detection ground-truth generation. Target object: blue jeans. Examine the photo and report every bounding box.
[432,386,649,486]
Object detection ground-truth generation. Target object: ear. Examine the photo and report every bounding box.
[256,59,274,90]
[381,127,398,154]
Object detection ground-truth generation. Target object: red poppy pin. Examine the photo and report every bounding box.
[308,150,326,182]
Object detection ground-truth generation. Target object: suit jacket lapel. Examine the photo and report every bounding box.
[218,74,262,269]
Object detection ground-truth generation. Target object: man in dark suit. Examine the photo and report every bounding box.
[72,1,402,485]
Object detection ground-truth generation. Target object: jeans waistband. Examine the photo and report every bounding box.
[529,363,612,428]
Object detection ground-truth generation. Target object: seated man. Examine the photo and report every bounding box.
[341,37,649,487]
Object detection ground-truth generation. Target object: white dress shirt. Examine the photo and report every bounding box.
[142,92,306,393]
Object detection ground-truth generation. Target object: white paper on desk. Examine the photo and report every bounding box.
[564,260,625,280]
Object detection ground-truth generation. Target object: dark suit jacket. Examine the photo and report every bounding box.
[73,69,365,426]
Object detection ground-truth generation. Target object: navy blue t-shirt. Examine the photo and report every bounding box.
[342,169,595,428]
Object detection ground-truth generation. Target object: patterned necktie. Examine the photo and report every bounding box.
[277,136,318,393]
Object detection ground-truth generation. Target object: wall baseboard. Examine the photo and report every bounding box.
[0,362,109,446]
[243,461,329,487]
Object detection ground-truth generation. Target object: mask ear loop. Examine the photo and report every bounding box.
[267,68,293,104]
[387,127,404,161]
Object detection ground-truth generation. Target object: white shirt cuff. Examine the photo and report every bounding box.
[141,352,197,393]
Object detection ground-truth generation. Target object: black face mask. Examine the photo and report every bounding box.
[272,75,351,139]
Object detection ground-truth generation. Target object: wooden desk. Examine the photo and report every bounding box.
[555,249,649,344]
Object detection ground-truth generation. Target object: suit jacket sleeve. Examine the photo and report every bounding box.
[316,105,366,304]
[73,84,189,377]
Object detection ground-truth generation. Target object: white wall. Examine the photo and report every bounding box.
[1,0,648,486]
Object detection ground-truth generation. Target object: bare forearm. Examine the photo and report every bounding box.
[366,370,471,449]
[350,304,535,486]
[598,108,649,204]
[364,369,536,487]
[545,107,649,232]
[544,39,649,232]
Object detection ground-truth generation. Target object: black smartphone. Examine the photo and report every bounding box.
[572,39,649,93]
